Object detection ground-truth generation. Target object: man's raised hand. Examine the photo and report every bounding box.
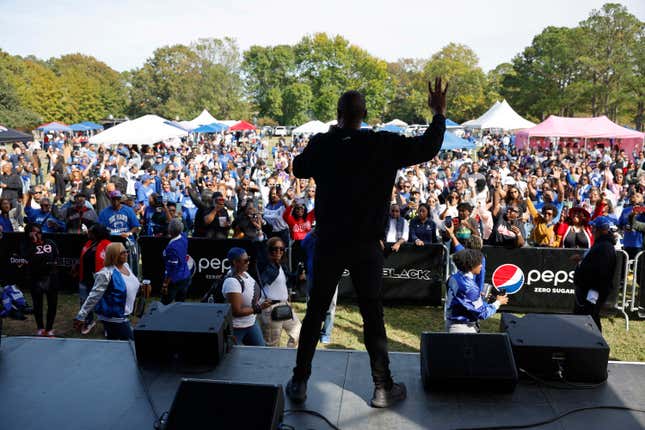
[428,77,448,116]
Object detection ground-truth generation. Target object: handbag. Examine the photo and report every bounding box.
[270,303,293,321]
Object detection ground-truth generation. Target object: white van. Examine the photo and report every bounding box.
[273,126,287,136]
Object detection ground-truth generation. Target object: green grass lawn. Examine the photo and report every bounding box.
[4,294,644,362]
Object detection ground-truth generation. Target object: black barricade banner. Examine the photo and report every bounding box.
[138,236,258,297]
[0,233,124,292]
[483,246,624,313]
[337,244,446,304]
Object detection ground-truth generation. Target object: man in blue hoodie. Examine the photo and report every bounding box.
[161,219,191,304]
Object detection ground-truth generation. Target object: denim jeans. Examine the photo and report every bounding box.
[307,278,338,340]
[233,320,265,346]
[102,320,133,340]
[78,282,94,324]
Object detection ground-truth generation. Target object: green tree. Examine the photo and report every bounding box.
[128,38,250,120]
[242,45,295,120]
[578,3,643,120]
[422,43,492,122]
[282,83,312,125]
[294,33,390,122]
[501,26,585,121]
[386,59,428,123]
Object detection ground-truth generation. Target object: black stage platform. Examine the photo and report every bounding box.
[1,337,644,430]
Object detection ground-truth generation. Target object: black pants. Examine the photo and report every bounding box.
[293,239,392,388]
[30,277,58,331]
[573,300,603,332]
[161,277,191,305]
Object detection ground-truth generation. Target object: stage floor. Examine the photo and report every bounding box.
[1,337,644,430]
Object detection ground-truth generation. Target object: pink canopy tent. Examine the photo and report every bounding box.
[515,115,644,155]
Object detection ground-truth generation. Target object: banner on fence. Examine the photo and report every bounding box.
[0,233,125,292]
[138,236,259,297]
[483,246,624,313]
[338,243,446,304]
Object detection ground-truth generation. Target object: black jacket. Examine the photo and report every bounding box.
[293,114,445,242]
[0,172,23,202]
[574,233,616,305]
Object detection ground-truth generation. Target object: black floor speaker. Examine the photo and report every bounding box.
[420,332,518,392]
[501,313,610,383]
[134,301,232,366]
[165,378,284,430]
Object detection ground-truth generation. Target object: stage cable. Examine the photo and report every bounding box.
[451,405,645,430]
[284,409,342,430]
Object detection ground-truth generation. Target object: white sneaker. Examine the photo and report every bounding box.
[81,321,96,335]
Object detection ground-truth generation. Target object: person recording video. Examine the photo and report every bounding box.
[445,248,508,333]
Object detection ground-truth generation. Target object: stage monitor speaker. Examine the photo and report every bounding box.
[134,302,232,366]
[501,313,609,383]
[420,332,518,392]
[165,378,284,430]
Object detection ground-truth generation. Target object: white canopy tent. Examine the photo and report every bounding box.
[186,109,218,130]
[384,119,408,127]
[89,114,188,146]
[465,100,535,130]
[292,120,329,135]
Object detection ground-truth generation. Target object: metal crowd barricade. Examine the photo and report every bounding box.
[631,251,645,314]
[615,249,631,331]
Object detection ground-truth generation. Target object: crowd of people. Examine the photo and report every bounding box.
[0,125,643,343]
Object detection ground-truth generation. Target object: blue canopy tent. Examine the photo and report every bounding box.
[70,123,92,132]
[379,124,405,133]
[37,122,72,133]
[446,118,461,127]
[440,131,476,151]
[193,122,228,133]
[80,121,104,130]
[360,121,372,130]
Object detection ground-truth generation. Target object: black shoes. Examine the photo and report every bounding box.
[287,377,406,408]
[286,377,307,404]
[370,382,407,408]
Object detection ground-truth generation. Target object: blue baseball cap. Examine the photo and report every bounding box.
[589,216,614,231]
[226,247,247,261]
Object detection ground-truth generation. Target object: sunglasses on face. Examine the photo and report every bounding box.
[269,246,285,253]
[120,250,129,255]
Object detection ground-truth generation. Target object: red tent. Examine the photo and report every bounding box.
[228,121,256,131]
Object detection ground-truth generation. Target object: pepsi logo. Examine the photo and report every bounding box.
[492,264,524,294]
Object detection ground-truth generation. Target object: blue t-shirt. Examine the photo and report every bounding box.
[24,207,65,233]
[136,183,156,205]
[98,205,140,235]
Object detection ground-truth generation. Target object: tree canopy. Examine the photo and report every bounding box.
[0,3,641,131]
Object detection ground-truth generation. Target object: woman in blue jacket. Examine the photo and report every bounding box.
[161,219,191,304]
[74,242,140,340]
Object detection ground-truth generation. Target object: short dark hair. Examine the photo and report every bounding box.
[337,91,366,122]
[452,249,483,273]
[542,203,558,216]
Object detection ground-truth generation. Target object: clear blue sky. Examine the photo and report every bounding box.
[1,0,643,72]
